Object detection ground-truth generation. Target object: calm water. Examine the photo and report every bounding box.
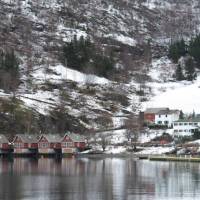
[0,157,200,200]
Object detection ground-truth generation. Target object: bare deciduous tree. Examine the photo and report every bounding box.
[125,114,141,151]
[99,133,110,152]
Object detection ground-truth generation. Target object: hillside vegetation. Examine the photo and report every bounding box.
[0,0,200,135]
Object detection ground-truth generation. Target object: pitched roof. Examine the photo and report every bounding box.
[174,118,200,123]
[14,134,38,143]
[40,134,62,143]
[64,133,85,142]
[0,135,9,143]
[157,109,180,115]
[145,108,169,114]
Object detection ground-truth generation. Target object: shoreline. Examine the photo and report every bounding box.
[1,152,200,163]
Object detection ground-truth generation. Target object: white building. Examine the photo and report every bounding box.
[173,118,200,135]
[155,109,180,127]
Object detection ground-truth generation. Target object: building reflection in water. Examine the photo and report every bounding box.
[0,158,199,200]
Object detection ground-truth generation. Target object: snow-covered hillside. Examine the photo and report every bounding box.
[1,0,200,134]
[144,76,200,113]
[143,57,200,113]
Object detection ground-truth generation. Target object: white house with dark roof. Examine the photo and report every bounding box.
[173,118,200,135]
[144,107,169,123]
[155,109,180,127]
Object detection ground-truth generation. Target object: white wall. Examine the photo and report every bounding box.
[155,113,180,127]
[173,121,200,135]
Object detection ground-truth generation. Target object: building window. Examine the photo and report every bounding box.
[184,123,188,125]
[189,123,192,125]
[174,123,178,126]
[194,123,198,126]
[159,115,161,118]
[62,143,66,148]
[158,121,162,124]
[179,123,183,126]
[179,130,182,132]
[165,115,168,117]
[164,121,169,125]
[39,143,49,148]
[62,142,73,148]
[174,130,178,132]
[67,142,73,147]
[14,143,23,148]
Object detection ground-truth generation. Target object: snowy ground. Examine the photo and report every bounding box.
[105,146,127,154]
[144,77,200,113]
[138,130,164,143]
[136,146,175,155]
[105,33,137,46]
[82,145,175,155]
[142,57,200,113]
[32,64,110,85]
[19,90,60,115]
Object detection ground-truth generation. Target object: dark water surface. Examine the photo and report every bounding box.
[0,157,200,200]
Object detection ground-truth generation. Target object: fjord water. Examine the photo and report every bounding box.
[0,158,200,200]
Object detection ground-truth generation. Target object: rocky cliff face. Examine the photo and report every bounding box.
[0,0,199,134]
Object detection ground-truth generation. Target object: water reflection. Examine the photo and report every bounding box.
[0,158,199,199]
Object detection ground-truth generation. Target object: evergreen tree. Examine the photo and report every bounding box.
[192,110,195,119]
[0,49,20,91]
[184,56,197,81]
[168,39,187,63]
[62,35,115,77]
[193,129,200,140]
[0,50,19,72]
[175,64,184,81]
[188,34,200,67]
[179,110,184,119]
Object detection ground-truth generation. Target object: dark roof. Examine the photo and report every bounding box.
[157,109,180,115]
[14,134,38,143]
[0,135,9,143]
[174,118,200,123]
[40,134,62,143]
[145,108,169,114]
[64,133,85,142]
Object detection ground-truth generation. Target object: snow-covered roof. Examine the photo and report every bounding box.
[14,134,38,143]
[40,134,62,143]
[64,133,85,142]
[0,135,9,143]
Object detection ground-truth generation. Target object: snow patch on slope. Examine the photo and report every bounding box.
[150,57,175,82]
[145,76,200,113]
[143,57,200,113]
[19,90,59,115]
[105,33,137,46]
[32,65,110,85]
[57,25,88,42]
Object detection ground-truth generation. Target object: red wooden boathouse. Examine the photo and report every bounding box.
[61,133,86,154]
[38,134,62,154]
[13,134,38,154]
[0,135,11,153]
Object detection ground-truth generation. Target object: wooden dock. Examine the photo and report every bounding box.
[149,156,200,162]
